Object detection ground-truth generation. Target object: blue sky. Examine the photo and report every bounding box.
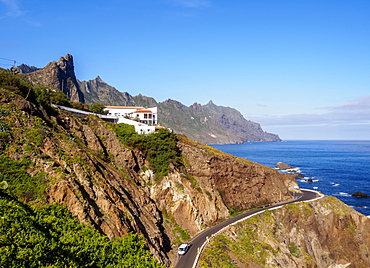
[1,0,369,140]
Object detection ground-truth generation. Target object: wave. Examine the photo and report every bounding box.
[336,192,352,197]
[299,177,319,183]
[286,167,301,173]
[276,167,302,174]
[330,182,340,187]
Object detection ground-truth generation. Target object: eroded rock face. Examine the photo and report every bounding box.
[41,115,295,265]
[44,115,171,264]
[25,54,84,102]
[179,141,296,211]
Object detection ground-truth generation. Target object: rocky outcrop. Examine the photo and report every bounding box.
[24,54,84,102]
[276,162,304,179]
[276,162,294,170]
[200,196,370,267]
[352,191,370,198]
[178,140,295,211]
[15,63,39,74]
[79,76,135,106]
[150,138,298,238]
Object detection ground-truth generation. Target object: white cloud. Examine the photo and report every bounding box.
[0,0,24,17]
[250,95,370,128]
[327,95,370,112]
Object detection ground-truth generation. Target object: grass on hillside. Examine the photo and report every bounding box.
[111,124,183,180]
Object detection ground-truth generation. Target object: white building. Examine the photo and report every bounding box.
[104,106,159,134]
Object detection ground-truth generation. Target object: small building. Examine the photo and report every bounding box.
[104,106,159,134]
[104,106,157,125]
[52,104,162,135]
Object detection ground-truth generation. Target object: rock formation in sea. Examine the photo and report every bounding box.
[276,162,294,170]
[352,191,370,198]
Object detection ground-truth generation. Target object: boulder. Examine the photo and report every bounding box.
[352,191,370,198]
[276,162,293,170]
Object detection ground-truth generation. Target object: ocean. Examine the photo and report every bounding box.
[211,140,370,216]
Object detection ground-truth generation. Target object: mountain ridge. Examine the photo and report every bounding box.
[20,54,280,144]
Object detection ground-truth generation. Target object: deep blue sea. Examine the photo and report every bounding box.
[211,140,370,216]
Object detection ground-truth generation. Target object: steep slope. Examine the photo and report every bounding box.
[79,76,135,106]
[3,69,370,268]
[202,100,281,142]
[158,99,243,144]
[79,76,158,107]
[200,196,370,267]
[0,70,296,266]
[0,69,294,265]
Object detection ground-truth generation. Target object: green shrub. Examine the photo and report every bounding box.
[0,69,70,108]
[33,84,71,107]
[112,126,183,180]
[289,242,300,257]
[0,194,164,267]
[0,122,10,133]
[0,155,47,201]
[0,69,31,96]
[112,123,137,144]
[89,103,107,114]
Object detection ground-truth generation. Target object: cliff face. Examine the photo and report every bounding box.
[24,54,84,103]
[202,100,281,142]
[158,99,243,144]
[79,76,134,106]
[200,196,370,268]
[0,84,295,266]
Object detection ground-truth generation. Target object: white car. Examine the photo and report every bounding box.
[178,243,190,255]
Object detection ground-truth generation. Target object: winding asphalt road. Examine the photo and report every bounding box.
[175,189,319,268]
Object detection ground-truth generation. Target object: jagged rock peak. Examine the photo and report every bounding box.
[24,54,84,103]
[15,63,39,74]
[95,76,103,82]
[190,102,204,112]
[162,99,186,109]
[206,100,215,106]
[57,54,76,79]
